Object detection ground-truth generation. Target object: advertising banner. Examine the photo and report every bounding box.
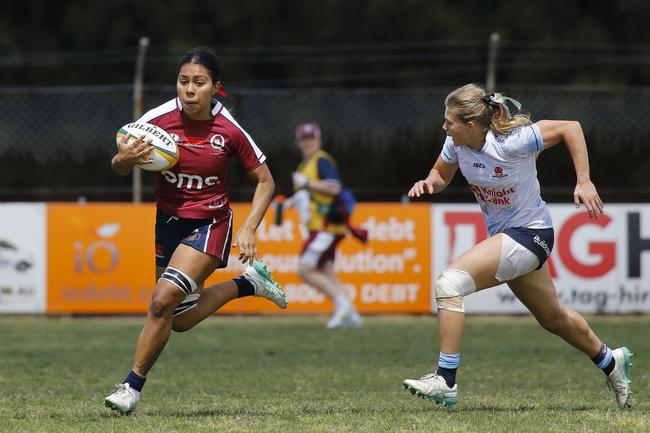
[46,203,432,314]
[47,204,156,313]
[432,204,650,314]
[0,203,46,313]
[215,203,432,314]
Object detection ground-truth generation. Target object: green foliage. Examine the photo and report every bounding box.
[0,315,648,432]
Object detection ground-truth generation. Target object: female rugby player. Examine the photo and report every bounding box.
[403,83,632,409]
[105,48,286,415]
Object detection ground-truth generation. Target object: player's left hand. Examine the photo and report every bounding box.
[573,180,604,220]
[232,227,257,264]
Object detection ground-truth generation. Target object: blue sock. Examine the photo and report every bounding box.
[234,275,255,297]
[591,344,615,376]
[436,352,460,387]
[124,370,146,392]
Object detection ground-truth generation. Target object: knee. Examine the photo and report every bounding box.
[435,269,476,313]
[149,292,176,318]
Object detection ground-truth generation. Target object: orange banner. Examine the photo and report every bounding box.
[46,203,431,314]
[47,203,157,313]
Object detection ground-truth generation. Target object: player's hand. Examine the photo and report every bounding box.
[292,172,309,189]
[408,179,434,198]
[232,227,257,264]
[116,133,155,166]
[573,180,604,220]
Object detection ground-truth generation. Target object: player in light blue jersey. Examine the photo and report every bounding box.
[403,83,632,409]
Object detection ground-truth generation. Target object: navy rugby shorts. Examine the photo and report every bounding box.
[502,226,555,270]
[155,209,233,268]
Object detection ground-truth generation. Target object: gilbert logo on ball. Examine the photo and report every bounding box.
[116,122,179,172]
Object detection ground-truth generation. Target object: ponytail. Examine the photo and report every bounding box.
[483,93,531,134]
[445,84,531,135]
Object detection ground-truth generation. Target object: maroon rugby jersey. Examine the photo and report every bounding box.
[138,98,266,219]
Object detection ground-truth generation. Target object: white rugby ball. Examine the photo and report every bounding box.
[116,122,179,172]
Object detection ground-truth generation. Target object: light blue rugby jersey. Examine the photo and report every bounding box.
[441,123,553,236]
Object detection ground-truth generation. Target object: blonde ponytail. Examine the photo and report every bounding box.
[445,84,531,135]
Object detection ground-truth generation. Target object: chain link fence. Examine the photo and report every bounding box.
[1,84,649,202]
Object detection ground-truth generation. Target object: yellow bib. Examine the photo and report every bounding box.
[296,150,347,234]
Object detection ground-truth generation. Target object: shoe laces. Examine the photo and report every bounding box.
[419,372,440,382]
[114,383,132,397]
[606,376,626,392]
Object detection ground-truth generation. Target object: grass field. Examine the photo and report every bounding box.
[0,315,648,433]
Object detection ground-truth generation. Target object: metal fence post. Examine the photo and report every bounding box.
[132,37,149,203]
[486,32,500,93]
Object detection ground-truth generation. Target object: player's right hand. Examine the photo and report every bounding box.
[408,179,434,198]
[116,133,155,166]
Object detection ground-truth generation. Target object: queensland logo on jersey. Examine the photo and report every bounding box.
[210,134,225,151]
[491,166,509,179]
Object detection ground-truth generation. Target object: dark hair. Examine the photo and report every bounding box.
[177,47,222,82]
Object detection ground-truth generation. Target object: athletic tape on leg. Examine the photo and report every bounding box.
[435,269,476,313]
[173,293,200,317]
[160,266,197,296]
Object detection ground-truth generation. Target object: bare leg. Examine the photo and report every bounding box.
[172,280,238,332]
[322,260,351,299]
[132,245,220,376]
[132,283,184,376]
[438,234,503,354]
[298,260,345,301]
[508,264,602,357]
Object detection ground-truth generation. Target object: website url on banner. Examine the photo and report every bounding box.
[496,284,650,311]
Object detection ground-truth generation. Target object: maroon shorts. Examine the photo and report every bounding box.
[155,208,233,268]
[300,230,345,269]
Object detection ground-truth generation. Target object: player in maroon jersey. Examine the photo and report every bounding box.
[105,48,287,415]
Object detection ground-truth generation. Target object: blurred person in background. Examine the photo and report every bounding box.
[104,47,287,415]
[291,122,367,329]
[403,83,632,409]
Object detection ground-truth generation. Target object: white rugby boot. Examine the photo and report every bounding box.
[340,308,363,328]
[403,372,458,406]
[242,260,287,309]
[104,383,140,415]
[606,347,633,409]
[326,299,353,329]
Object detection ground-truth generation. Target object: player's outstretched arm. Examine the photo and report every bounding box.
[233,163,275,264]
[408,156,457,198]
[536,119,604,219]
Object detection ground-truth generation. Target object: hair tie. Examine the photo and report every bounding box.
[483,93,522,119]
[483,93,500,107]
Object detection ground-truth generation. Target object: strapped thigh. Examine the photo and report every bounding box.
[159,266,198,296]
[495,234,540,282]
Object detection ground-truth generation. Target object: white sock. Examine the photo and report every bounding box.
[334,295,350,310]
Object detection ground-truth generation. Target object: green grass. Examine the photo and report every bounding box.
[0,315,648,433]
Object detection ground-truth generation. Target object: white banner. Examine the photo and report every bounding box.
[432,204,650,314]
[0,203,47,312]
